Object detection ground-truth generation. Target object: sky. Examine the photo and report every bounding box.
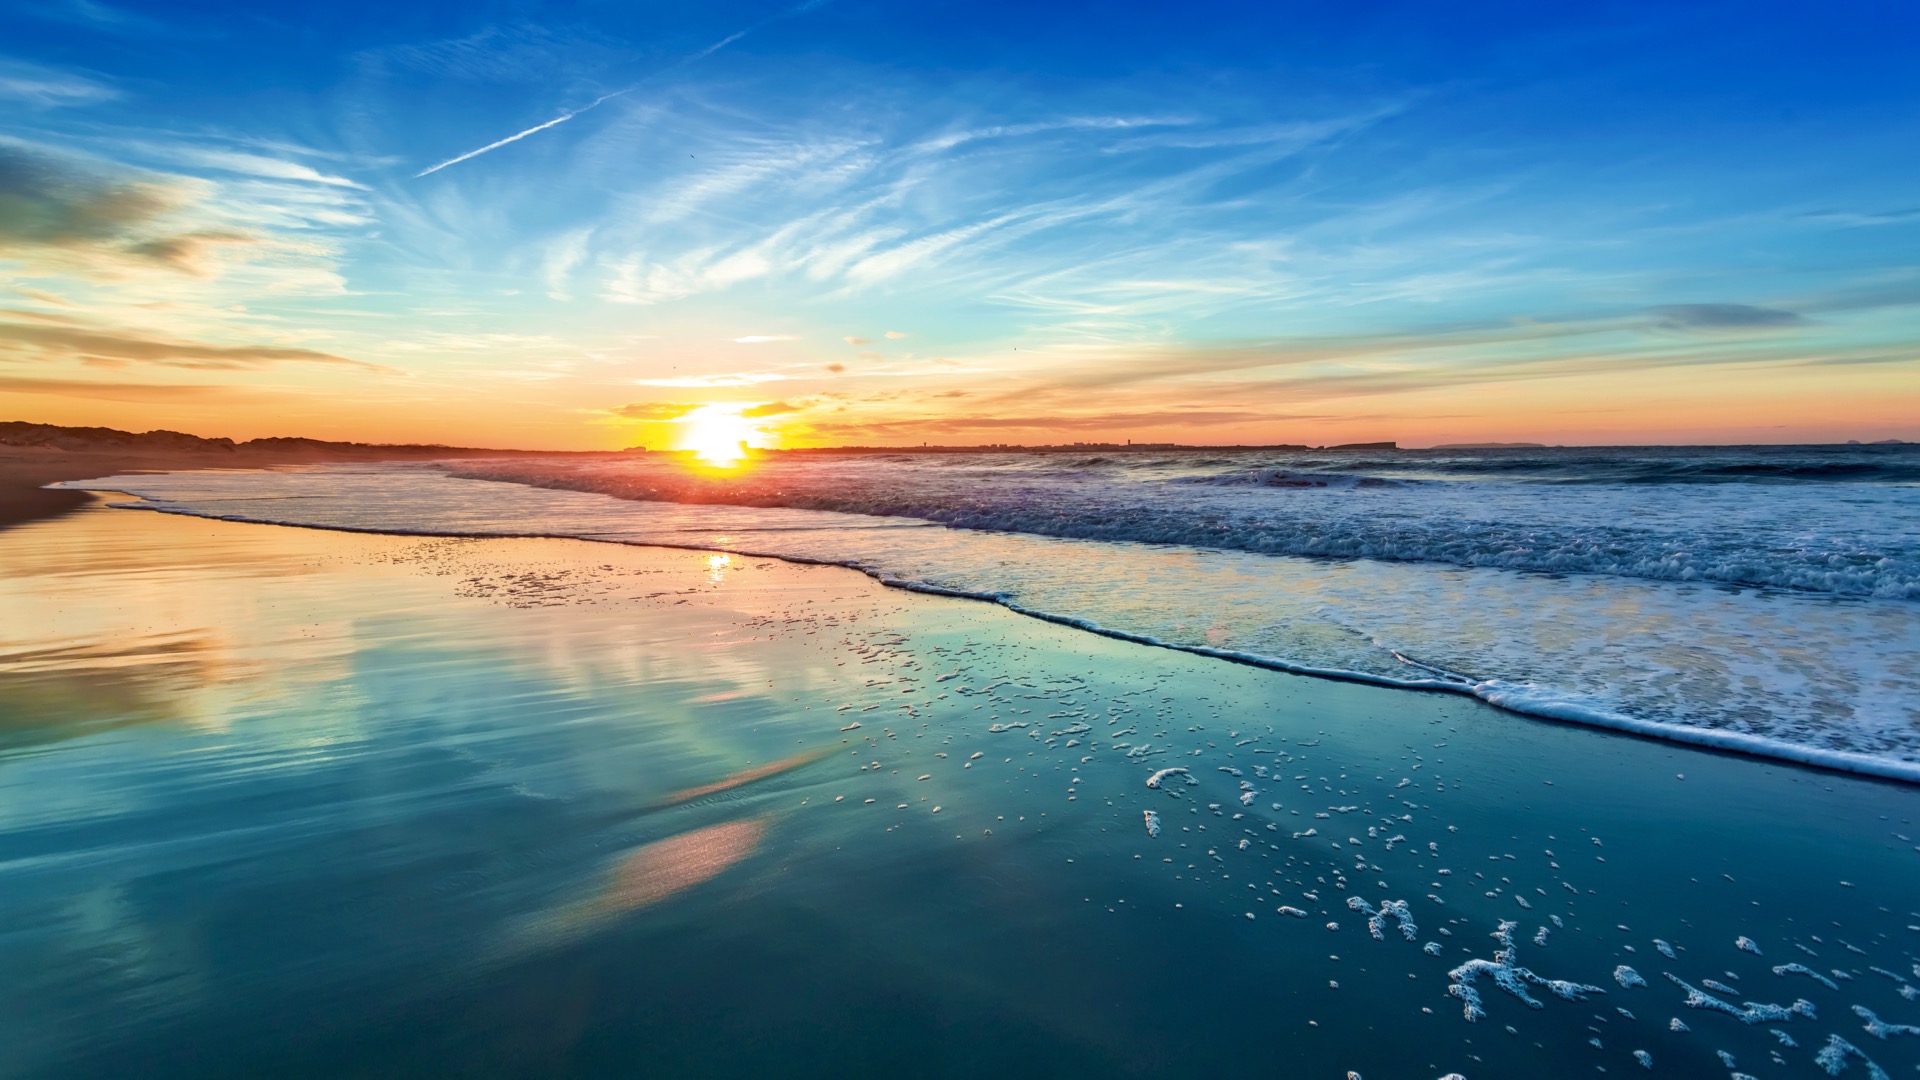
[0,0,1916,450]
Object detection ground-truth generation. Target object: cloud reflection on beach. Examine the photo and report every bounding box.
[503,817,769,955]
[652,749,830,809]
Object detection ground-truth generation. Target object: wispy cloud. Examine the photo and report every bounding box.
[21,0,163,33]
[163,148,363,188]
[0,139,358,292]
[411,12,796,178]
[0,140,211,269]
[542,228,591,300]
[0,374,240,401]
[635,371,794,388]
[612,400,704,420]
[911,116,1190,155]
[1648,303,1803,331]
[808,408,1299,439]
[0,58,117,106]
[740,399,804,417]
[553,98,1403,319]
[1794,207,1920,228]
[0,319,386,370]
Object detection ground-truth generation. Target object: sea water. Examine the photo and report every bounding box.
[0,502,1916,1078]
[59,443,1920,778]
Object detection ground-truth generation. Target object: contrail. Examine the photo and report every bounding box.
[415,91,625,177]
[413,23,764,179]
[686,29,747,63]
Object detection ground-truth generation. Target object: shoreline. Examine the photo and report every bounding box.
[0,443,566,532]
[76,481,1920,788]
[0,453,122,530]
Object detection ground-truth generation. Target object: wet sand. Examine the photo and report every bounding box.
[0,444,540,531]
[0,500,1915,1079]
[0,451,116,528]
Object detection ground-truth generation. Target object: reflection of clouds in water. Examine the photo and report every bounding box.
[653,749,829,808]
[0,635,212,748]
[1,882,207,1074]
[506,818,768,955]
[0,507,373,737]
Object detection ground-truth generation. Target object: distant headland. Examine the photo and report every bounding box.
[1,423,1402,456]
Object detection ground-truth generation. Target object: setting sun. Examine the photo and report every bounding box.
[677,405,762,466]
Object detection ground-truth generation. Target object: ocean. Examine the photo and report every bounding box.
[66,443,1920,779]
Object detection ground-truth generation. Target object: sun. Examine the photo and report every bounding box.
[678,405,760,467]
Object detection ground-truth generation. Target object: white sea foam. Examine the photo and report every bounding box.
[1145,767,1191,790]
[1346,897,1418,942]
[1773,963,1839,990]
[1815,1034,1891,1079]
[1853,1005,1920,1040]
[1663,973,1815,1025]
[1445,921,1606,1022]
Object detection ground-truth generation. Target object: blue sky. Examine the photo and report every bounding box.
[1,0,1917,447]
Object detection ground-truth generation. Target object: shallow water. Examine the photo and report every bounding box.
[1,504,1917,1078]
[62,460,1920,777]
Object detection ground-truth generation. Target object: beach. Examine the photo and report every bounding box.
[2,489,1916,1078]
[7,1,1915,1072]
[0,436,563,532]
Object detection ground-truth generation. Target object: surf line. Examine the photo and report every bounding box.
[82,490,1920,788]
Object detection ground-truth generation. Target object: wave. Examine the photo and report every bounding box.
[1168,445,1920,486]
[1172,469,1410,489]
[442,459,1920,600]
[917,592,1920,784]
[81,484,1920,786]
[56,463,1920,785]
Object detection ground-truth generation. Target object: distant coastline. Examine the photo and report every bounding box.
[5,420,1913,459]
[4,421,1916,532]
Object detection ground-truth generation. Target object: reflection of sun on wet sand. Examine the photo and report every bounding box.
[507,818,769,955]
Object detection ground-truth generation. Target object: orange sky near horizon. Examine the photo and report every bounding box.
[4,338,1913,451]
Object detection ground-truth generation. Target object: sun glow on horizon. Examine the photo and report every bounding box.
[676,405,771,467]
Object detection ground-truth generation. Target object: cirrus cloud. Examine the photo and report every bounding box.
[611,401,704,420]
[0,59,117,107]
[1648,303,1804,331]
[0,318,386,371]
[740,399,804,417]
